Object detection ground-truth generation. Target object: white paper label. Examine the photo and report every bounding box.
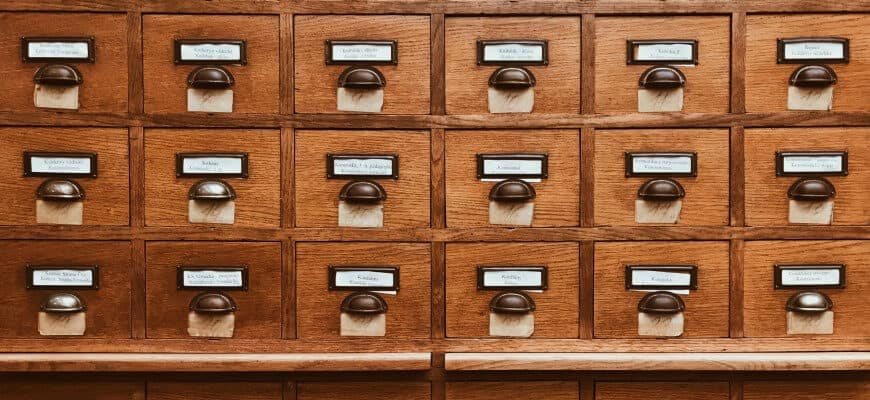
[634,43,695,62]
[631,270,693,288]
[334,270,395,288]
[483,43,545,63]
[183,270,244,288]
[332,158,394,176]
[783,42,845,60]
[331,44,393,62]
[782,155,843,174]
[781,268,841,286]
[483,159,543,176]
[182,156,244,175]
[632,155,694,174]
[32,269,93,287]
[180,43,242,62]
[27,42,90,60]
[29,156,92,175]
[483,270,543,288]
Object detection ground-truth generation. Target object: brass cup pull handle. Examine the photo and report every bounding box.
[489,179,536,203]
[339,180,387,204]
[189,292,237,314]
[488,66,536,89]
[34,64,83,86]
[788,177,835,201]
[340,292,388,315]
[41,293,86,313]
[637,178,685,202]
[36,178,85,201]
[187,66,235,90]
[188,179,236,201]
[489,291,536,314]
[789,65,837,88]
[638,291,685,314]
[338,66,386,90]
[786,291,833,313]
[638,66,686,90]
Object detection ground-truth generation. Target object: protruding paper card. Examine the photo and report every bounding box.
[34,85,79,110]
[187,311,235,338]
[635,199,682,224]
[787,86,833,111]
[38,312,86,336]
[787,311,834,335]
[489,312,534,337]
[489,201,534,226]
[788,199,833,225]
[638,312,684,337]
[187,88,233,113]
[188,200,235,224]
[638,88,683,112]
[36,200,83,225]
[338,202,384,228]
[488,87,534,113]
[340,312,386,337]
[337,88,384,113]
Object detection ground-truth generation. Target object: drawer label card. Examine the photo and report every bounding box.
[176,153,249,178]
[22,37,95,63]
[778,38,849,64]
[327,154,398,179]
[329,267,399,291]
[26,266,98,289]
[775,265,845,289]
[174,39,247,65]
[326,40,398,65]
[177,267,248,290]
[24,152,97,177]
[477,154,549,180]
[776,151,847,176]
[477,266,548,290]
[626,266,698,290]
[627,40,698,65]
[625,152,697,177]
[477,40,549,66]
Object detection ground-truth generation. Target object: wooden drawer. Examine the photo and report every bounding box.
[596,382,729,400]
[0,127,129,226]
[296,242,431,339]
[294,130,430,228]
[144,128,281,227]
[744,240,870,338]
[746,14,870,112]
[446,130,580,227]
[148,381,282,400]
[447,382,579,400]
[595,16,730,113]
[743,380,870,400]
[745,128,869,226]
[4,381,141,400]
[594,241,730,338]
[145,241,282,339]
[298,382,430,400]
[143,15,280,114]
[0,241,131,338]
[445,17,581,114]
[0,12,128,113]
[294,15,430,114]
[446,242,579,338]
[594,129,730,227]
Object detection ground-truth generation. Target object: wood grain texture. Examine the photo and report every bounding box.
[148,381,282,400]
[743,380,870,400]
[294,15,430,114]
[145,241,282,339]
[594,129,731,227]
[446,381,579,400]
[295,242,431,339]
[445,129,580,227]
[144,128,281,227]
[444,17,580,114]
[298,382,430,400]
[3,380,142,400]
[743,240,870,339]
[596,382,729,400]
[730,125,745,226]
[595,16,731,113]
[0,127,130,226]
[594,241,730,339]
[445,242,579,338]
[142,15,280,114]
[294,130,431,228]
[746,14,870,112]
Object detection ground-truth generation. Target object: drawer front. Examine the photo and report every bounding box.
[594,241,730,338]
[295,130,431,228]
[596,382,729,400]
[296,242,431,339]
[595,16,730,113]
[144,128,281,227]
[446,242,579,338]
[0,241,132,338]
[743,380,870,400]
[446,130,580,227]
[0,12,128,113]
[143,15,280,114]
[744,240,870,338]
[0,127,130,226]
[594,129,730,227]
[148,382,283,400]
[145,241,282,339]
[445,17,581,114]
[447,382,579,400]
[745,128,869,226]
[4,381,141,400]
[746,14,870,112]
[294,15,431,114]
[298,382,430,400]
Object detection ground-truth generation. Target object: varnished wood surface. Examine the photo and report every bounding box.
[298,382,431,400]
[596,381,730,400]
[148,382,283,400]
[743,380,870,400]
[446,381,579,400]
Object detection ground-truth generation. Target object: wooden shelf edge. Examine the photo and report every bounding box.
[445,352,870,371]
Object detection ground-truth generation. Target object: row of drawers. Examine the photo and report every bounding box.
[3,127,867,227]
[1,13,868,114]
[2,240,867,339]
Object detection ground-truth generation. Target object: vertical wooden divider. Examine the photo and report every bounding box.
[581,377,595,400]
[431,13,448,400]
[431,14,446,116]
[729,11,748,340]
[127,10,144,117]
[730,12,747,115]
[281,127,295,228]
[283,239,297,340]
[580,128,595,228]
[729,239,745,338]
[280,13,294,115]
[579,240,595,340]
[580,14,595,115]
